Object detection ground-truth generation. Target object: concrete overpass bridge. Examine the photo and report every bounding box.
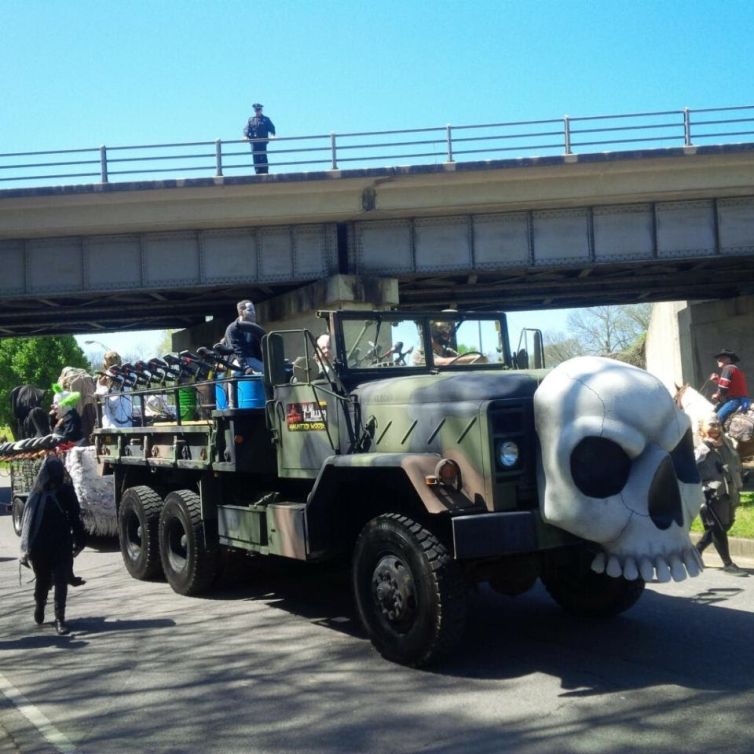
[2,106,754,337]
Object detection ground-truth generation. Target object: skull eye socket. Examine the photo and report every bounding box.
[670,428,701,484]
[570,436,631,498]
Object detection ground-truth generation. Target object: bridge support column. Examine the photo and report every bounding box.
[647,295,754,393]
[257,274,399,333]
[171,275,399,351]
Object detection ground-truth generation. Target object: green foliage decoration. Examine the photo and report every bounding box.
[0,336,90,429]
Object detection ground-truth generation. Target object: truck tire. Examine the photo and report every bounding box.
[352,513,467,667]
[11,496,25,537]
[119,486,164,581]
[541,547,645,618]
[159,489,218,596]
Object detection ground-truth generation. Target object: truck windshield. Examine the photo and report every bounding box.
[340,314,507,370]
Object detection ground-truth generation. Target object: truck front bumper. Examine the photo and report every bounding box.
[452,510,573,559]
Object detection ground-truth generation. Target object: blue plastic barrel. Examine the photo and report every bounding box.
[215,381,229,410]
[237,376,265,408]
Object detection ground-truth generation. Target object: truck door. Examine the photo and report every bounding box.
[264,331,342,479]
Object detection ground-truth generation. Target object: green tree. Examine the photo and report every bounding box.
[542,304,652,368]
[156,330,174,356]
[0,335,90,430]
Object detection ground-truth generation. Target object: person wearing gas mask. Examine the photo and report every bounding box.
[695,413,748,576]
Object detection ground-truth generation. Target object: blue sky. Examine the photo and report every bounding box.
[3,0,752,356]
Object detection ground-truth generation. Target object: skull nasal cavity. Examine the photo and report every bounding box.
[648,456,684,530]
[570,437,631,498]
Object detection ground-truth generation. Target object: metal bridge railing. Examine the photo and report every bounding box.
[2,105,754,189]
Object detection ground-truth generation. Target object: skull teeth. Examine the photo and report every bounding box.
[591,552,606,573]
[590,549,703,582]
[623,557,639,581]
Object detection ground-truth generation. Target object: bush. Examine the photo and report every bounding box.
[0,336,89,431]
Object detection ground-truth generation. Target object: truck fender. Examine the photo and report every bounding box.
[304,452,484,557]
[310,452,478,515]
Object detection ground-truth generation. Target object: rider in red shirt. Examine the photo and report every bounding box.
[710,348,750,422]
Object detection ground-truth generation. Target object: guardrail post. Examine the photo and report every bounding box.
[563,116,572,155]
[99,145,108,183]
[446,125,454,162]
[683,107,692,146]
[215,139,223,176]
[330,133,338,169]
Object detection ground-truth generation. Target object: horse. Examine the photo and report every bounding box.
[674,384,754,461]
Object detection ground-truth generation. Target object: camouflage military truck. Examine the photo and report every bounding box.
[94,309,703,667]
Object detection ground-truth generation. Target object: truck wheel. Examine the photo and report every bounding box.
[541,547,645,618]
[119,486,164,581]
[352,513,467,667]
[159,489,218,596]
[11,496,25,537]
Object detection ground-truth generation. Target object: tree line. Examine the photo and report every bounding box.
[543,303,651,368]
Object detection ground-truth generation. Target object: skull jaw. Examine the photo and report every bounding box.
[592,515,703,583]
[538,454,705,585]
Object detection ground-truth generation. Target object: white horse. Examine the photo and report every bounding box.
[674,384,754,460]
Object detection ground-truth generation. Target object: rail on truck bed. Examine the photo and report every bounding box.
[93,374,276,475]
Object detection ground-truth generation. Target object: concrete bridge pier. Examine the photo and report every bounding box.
[646,295,754,394]
[172,274,399,352]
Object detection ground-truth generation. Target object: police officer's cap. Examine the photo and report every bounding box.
[252,103,263,109]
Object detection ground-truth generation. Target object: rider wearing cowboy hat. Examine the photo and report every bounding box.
[710,348,750,423]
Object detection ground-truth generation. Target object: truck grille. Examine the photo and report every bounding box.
[488,399,537,509]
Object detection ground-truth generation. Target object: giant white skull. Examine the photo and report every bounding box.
[534,356,704,582]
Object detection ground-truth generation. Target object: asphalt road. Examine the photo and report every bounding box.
[1,478,754,754]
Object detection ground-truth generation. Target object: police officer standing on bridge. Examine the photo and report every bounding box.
[243,103,276,174]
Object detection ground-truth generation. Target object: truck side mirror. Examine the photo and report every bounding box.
[532,330,545,369]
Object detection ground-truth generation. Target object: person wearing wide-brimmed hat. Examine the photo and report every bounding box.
[710,348,750,422]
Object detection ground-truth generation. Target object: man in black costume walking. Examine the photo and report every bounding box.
[20,456,87,634]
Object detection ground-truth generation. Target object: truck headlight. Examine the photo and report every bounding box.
[497,440,519,468]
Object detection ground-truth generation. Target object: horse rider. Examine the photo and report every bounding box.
[710,348,750,423]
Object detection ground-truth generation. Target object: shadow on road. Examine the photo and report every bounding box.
[71,615,176,635]
[0,634,89,651]
[433,582,754,694]
[146,550,754,695]
[206,554,363,639]
[85,535,120,554]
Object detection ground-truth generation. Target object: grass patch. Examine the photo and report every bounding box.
[691,490,754,539]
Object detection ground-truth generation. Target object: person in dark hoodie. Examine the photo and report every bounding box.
[20,456,86,634]
[223,299,266,374]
